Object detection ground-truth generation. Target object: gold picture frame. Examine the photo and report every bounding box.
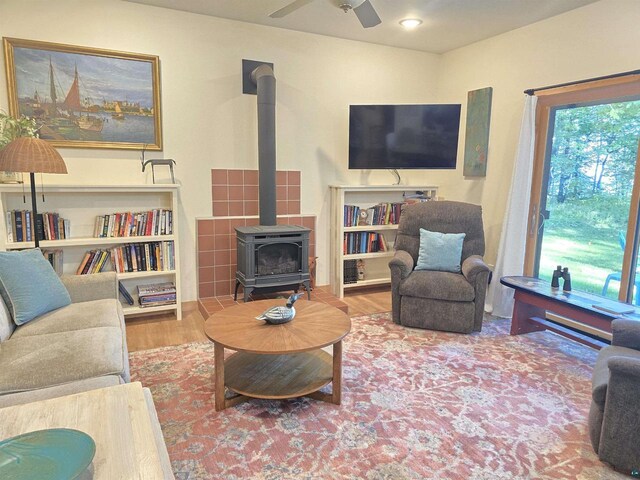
[3,37,162,150]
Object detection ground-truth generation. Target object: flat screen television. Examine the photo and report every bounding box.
[349,104,461,169]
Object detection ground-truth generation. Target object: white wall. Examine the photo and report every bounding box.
[0,0,442,301]
[438,0,640,265]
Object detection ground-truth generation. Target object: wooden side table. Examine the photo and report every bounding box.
[0,382,169,479]
[204,300,351,411]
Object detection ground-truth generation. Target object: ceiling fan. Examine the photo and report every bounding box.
[270,0,382,28]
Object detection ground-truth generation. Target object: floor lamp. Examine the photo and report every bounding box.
[0,137,67,248]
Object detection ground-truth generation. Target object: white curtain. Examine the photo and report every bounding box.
[486,95,538,317]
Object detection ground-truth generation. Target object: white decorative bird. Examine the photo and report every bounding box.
[256,293,304,325]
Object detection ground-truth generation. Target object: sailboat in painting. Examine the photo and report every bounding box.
[60,65,104,132]
[111,102,125,120]
[28,60,104,138]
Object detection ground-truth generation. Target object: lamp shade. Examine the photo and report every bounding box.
[0,137,67,174]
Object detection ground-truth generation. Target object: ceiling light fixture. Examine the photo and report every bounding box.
[399,18,422,29]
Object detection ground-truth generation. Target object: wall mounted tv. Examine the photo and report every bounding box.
[349,104,461,169]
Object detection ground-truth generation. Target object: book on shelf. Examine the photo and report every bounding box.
[35,214,45,242]
[138,282,176,296]
[41,249,63,276]
[109,241,175,273]
[25,210,32,242]
[5,212,13,243]
[94,209,173,238]
[403,191,435,201]
[14,210,23,242]
[5,210,69,242]
[76,250,111,275]
[592,303,635,315]
[118,281,135,305]
[140,299,176,307]
[137,281,176,308]
[140,293,176,302]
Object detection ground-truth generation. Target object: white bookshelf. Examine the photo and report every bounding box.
[0,184,182,320]
[330,185,438,298]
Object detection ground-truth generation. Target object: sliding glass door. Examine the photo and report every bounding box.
[525,76,640,303]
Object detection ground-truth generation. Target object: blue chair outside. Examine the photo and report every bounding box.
[602,232,640,305]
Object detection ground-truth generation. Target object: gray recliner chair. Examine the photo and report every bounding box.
[590,318,640,472]
[388,201,490,334]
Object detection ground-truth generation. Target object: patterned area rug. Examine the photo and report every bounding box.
[130,313,626,480]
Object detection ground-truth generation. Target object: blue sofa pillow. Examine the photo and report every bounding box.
[416,229,466,273]
[0,249,71,325]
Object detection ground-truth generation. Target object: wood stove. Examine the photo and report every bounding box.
[234,225,310,302]
[235,61,311,301]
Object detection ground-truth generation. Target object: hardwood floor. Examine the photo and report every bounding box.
[126,302,207,352]
[343,287,392,317]
[125,287,391,352]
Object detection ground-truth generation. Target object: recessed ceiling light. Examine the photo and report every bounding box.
[399,18,422,29]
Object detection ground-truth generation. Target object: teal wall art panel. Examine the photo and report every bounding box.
[463,87,493,177]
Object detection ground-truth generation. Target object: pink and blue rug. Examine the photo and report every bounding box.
[130,313,625,479]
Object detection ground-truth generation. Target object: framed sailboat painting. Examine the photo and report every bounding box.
[2,38,162,150]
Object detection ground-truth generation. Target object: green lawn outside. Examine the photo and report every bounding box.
[538,222,625,301]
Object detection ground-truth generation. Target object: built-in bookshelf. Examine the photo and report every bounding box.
[0,184,182,320]
[330,185,438,298]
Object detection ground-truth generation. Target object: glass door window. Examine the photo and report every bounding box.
[525,76,640,304]
[535,100,640,299]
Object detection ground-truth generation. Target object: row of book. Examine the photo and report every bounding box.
[76,241,175,275]
[137,282,176,308]
[110,241,175,274]
[343,203,405,227]
[6,210,70,243]
[95,209,173,238]
[76,250,112,275]
[343,259,359,284]
[343,232,389,255]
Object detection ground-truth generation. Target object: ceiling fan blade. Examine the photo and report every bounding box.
[353,0,381,28]
[269,0,315,18]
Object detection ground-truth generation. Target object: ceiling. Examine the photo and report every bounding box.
[124,0,600,54]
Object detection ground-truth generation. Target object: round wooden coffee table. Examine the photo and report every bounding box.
[204,299,351,411]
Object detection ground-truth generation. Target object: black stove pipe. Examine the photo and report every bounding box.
[251,64,277,226]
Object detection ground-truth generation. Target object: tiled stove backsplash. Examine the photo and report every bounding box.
[197,169,315,298]
[211,168,301,217]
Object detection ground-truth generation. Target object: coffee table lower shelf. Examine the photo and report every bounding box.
[215,345,343,411]
[226,351,332,399]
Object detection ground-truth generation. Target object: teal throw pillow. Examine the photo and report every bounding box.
[415,229,466,273]
[0,249,71,325]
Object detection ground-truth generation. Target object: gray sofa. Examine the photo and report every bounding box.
[590,318,640,472]
[0,272,129,406]
[0,272,173,478]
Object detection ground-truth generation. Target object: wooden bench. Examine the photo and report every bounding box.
[501,275,640,349]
